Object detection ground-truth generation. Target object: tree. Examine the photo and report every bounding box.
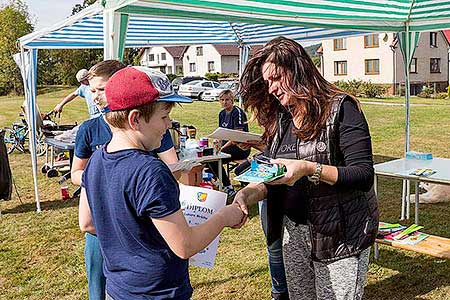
[71,0,97,15]
[0,0,33,95]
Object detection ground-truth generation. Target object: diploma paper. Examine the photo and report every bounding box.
[178,184,227,269]
[207,127,262,143]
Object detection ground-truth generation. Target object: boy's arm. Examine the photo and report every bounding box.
[152,203,243,259]
[71,156,89,186]
[79,187,96,234]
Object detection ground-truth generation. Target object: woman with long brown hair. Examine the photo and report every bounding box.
[234,36,378,300]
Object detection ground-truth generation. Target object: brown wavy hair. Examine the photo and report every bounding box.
[240,36,345,144]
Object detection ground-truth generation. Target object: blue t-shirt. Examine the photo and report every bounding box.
[74,116,173,159]
[82,148,192,300]
[76,84,101,119]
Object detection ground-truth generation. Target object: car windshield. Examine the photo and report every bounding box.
[217,83,232,89]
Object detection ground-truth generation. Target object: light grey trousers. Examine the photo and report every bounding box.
[282,217,370,300]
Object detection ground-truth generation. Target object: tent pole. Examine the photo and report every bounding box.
[20,47,41,213]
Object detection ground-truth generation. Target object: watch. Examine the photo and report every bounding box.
[307,163,322,185]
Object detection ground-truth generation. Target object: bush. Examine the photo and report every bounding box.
[361,82,387,98]
[435,92,448,99]
[334,79,386,98]
[418,85,434,98]
[205,73,238,82]
[205,73,220,81]
[334,79,363,97]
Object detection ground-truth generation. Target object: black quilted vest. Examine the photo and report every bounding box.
[266,94,379,262]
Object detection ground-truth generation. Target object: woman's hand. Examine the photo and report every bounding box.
[267,158,315,186]
[231,190,248,228]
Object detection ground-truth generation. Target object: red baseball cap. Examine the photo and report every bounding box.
[105,66,192,111]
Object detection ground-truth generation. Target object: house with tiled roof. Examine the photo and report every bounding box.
[138,46,187,75]
[182,44,263,76]
[319,31,449,95]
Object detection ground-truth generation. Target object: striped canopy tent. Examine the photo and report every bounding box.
[17,0,450,211]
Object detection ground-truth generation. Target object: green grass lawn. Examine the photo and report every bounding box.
[0,88,449,300]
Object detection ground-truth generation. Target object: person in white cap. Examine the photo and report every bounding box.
[52,69,101,119]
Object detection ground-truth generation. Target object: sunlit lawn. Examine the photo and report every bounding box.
[0,88,449,300]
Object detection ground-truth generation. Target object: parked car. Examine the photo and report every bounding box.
[201,81,239,101]
[172,76,205,92]
[178,80,220,99]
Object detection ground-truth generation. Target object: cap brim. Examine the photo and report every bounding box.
[158,93,193,103]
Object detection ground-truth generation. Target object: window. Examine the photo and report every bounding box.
[333,38,346,51]
[365,59,380,74]
[189,63,196,72]
[202,82,213,88]
[410,58,417,73]
[430,32,437,48]
[430,58,441,73]
[161,53,166,60]
[364,34,379,48]
[208,61,215,72]
[213,82,220,88]
[196,46,203,56]
[149,54,154,61]
[334,61,347,75]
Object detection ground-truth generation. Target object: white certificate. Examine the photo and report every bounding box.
[178,184,227,269]
[207,127,262,143]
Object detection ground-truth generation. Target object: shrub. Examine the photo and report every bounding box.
[361,82,387,98]
[435,92,448,99]
[334,79,386,98]
[334,79,363,97]
[205,73,220,81]
[447,85,450,99]
[418,85,434,98]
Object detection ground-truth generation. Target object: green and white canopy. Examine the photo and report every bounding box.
[17,0,450,211]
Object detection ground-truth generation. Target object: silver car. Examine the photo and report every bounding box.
[201,81,239,101]
[178,80,220,99]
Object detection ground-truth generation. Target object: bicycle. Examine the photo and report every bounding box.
[3,112,49,156]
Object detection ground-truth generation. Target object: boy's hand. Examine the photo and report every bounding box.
[219,203,245,228]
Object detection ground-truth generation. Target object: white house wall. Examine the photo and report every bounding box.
[322,33,395,84]
[140,47,177,74]
[183,45,239,76]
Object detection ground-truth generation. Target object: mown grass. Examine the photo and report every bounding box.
[0,88,449,300]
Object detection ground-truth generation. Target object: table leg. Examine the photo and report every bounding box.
[406,180,411,219]
[218,158,223,191]
[415,181,420,224]
[401,180,406,220]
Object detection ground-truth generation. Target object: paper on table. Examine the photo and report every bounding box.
[207,127,262,143]
[167,160,201,173]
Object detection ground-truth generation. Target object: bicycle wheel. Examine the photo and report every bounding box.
[35,131,47,157]
[3,128,17,154]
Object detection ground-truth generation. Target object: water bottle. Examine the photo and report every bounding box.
[179,136,187,159]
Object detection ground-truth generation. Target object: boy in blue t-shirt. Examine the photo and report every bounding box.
[73,60,179,300]
[79,66,244,300]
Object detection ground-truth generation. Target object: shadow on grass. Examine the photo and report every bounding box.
[193,266,267,289]
[366,248,450,300]
[1,196,78,214]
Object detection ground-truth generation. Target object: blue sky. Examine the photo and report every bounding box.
[24,0,83,30]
